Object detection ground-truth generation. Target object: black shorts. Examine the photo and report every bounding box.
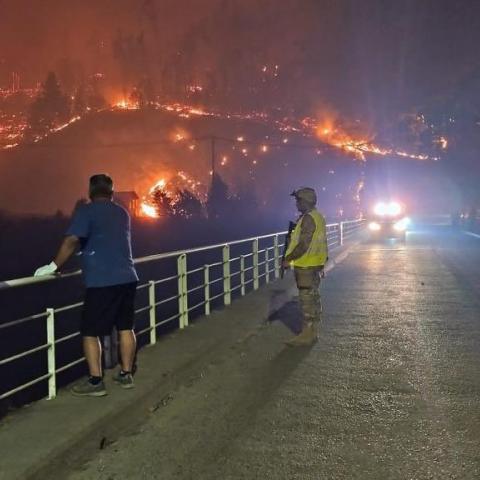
[81,282,137,337]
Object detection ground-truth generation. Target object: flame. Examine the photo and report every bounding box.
[140,177,168,218]
[313,115,432,162]
[139,172,207,219]
[52,116,81,133]
[141,203,158,218]
[114,98,138,110]
[149,178,167,194]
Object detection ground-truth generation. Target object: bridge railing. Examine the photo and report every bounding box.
[0,219,364,403]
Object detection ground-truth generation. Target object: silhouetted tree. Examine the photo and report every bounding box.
[129,77,156,109]
[152,188,174,217]
[206,173,230,219]
[87,91,107,111]
[26,72,70,139]
[72,84,87,116]
[175,189,203,218]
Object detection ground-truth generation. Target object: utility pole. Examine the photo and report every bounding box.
[210,135,216,180]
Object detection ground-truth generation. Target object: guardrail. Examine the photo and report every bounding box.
[0,219,364,402]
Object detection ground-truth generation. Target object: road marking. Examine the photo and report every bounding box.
[465,231,480,240]
[324,241,360,273]
[354,247,431,252]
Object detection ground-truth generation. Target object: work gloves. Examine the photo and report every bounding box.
[34,261,58,277]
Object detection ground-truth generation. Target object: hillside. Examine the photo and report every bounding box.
[0,108,356,216]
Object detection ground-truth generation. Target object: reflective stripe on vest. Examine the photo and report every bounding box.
[285,209,328,267]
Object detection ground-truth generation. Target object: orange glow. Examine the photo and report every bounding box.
[312,115,431,161]
[149,178,166,194]
[140,203,158,218]
[114,98,138,110]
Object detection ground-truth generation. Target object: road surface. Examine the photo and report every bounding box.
[64,227,480,479]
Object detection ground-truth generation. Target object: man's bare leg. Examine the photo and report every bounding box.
[119,329,136,372]
[83,336,103,377]
[71,336,106,396]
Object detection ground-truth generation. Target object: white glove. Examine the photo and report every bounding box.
[34,261,58,277]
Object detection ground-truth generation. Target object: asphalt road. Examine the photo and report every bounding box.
[67,227,480,480]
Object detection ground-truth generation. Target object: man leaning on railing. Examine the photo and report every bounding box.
[34,174,138,397]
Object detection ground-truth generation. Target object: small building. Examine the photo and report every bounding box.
[114,191,140,218]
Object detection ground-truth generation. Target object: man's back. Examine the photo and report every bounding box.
[67,201,138,288]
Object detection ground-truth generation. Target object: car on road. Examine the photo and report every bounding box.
[368,201,410,241]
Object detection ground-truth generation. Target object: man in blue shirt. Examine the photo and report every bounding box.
[34,174,139,396]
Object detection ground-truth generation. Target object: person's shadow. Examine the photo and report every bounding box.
[267,295,302,335]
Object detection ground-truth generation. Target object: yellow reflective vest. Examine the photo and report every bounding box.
[285,209,328,267]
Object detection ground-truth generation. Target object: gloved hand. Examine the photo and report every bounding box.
[34,261,58,277]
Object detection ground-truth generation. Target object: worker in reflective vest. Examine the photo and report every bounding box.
[283,187,328,346]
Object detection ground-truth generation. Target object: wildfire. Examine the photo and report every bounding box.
[149,178,166,194]
[139,172,205,219]
[114,98,138,110]
[141,203,158,218]
[52,115,81,133]
[312,116,433,162]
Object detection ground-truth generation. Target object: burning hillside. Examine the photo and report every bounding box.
[0,91,444,219]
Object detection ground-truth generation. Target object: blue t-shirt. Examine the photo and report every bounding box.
[66,201,139,288]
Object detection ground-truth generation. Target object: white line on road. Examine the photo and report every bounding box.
[354,247,431,253]
[465,231,480,240]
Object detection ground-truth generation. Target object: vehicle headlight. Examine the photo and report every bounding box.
[373,202,387,216]
[393,217,410,231]
[387,202,402,216]
[374,201,402,216]
[369,221,381,231]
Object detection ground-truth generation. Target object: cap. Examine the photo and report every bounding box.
[291,187,317,205]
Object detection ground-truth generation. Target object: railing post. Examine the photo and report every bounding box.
[223,244,231,305]
[340,222,344,246]
[253,238,259,290]
[148,280,157,345]
[46,308,56,400]
[240,255,246,296]
[274,235,280,279]
[204,264,211,315]
[177,254,188,329]
[265,247,270,284]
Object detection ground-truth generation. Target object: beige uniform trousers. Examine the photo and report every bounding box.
[294,266,322,325]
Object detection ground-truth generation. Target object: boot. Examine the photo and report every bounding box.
[285,323,318,347]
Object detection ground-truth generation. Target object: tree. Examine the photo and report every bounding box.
[26,72,70,139]
[72,84,87,116]
[206,173,230,219]
[87,91,107,111]
[175,189,203,218]
[152,188,174,217]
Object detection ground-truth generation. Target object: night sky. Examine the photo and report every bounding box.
[2,0,480,123]
[0,0,479,216]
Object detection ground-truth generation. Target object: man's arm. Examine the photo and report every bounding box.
[53,235,80,269]
[284,214,315,262]
[34,201,88,277]
[34,235,80,277]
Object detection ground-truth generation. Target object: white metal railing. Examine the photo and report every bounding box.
[0,219,364,402]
